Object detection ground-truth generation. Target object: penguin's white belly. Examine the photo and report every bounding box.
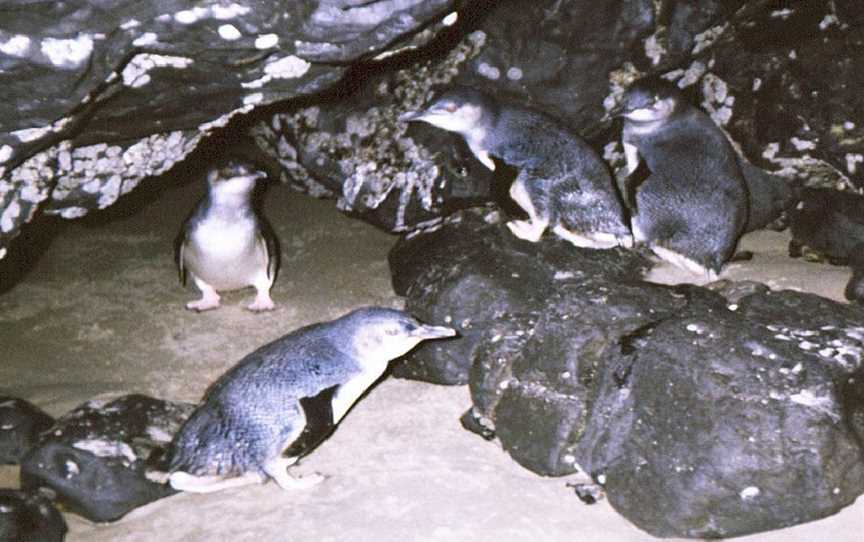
[185,220,266,290]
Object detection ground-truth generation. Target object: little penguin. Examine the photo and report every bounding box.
[176,160,279,312]
[400,86,631,248]
[614,76,748,279]
[167,307,456,493]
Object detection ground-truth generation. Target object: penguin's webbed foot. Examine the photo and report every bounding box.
[247,293,276,312]
[264,456,326,490]
[186,297,221,312]
[507,220,544,242]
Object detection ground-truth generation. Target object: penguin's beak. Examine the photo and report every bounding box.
[412,324,458,339]
[398,110,425,123]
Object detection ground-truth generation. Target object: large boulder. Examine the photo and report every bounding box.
[388,208,650,385]
[20,394,194,522]
[389,210,864,538]
[576,284,864,538]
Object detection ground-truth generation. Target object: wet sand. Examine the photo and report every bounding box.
[0,178,862,541]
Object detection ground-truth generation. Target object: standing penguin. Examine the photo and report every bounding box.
[615,76,748,279]
[400,87,631,248]
[176,160,279,312]
[167,307,455,493]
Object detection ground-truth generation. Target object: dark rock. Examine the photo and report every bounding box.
[390,211,864,537]
[788,187,864,301]
[20,394,195,523]
[846,248,864,305]
[388,207,651,385]
[576,286,864,538]
[702,0,864,191]
[0,489,67,542]
[789,188,864,260]
[738,156,796,232]
[566,482,604,505]
[0,397,54,465]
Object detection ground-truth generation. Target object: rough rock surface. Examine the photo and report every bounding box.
[0,488,67,542]
[388,207,651,385]
[788,188,864,304]
[4,0,862,257]
[576,284,864,538]
[0,396,54,465]
[389,209,864,538]
[20,394,194,522]
[0,0,458,257]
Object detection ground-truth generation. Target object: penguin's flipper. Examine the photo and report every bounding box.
[174,234,188,286]
[258,219,280,283]
[282,385,339,459]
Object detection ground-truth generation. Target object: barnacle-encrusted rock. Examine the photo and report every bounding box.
[0,0,458,257]
[251,27,493,232]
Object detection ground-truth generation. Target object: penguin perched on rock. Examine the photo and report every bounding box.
[400,86,631,248]
[167,307,456,493]
[614,76,748,279]
[176,160,278,312]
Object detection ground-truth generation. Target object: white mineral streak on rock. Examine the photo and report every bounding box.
[122,54,193,88]
[212,3,251,19]
[264,55,311,79]
[41,34,94,68]
[739,486,760,500]
[243,92,263,106]
[120,19,141,30]
[12,126,52,143]
[1,201,20,232]
[132,32,159,47]
[218,24,242,41]
[644,34,665,66]
[255,34,279,49]
[692,23,728,55]
[0,35,31,57]
[789,390,839,421]
[73,439,137,463]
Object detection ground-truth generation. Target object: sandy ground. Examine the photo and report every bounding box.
[0,176,862,541]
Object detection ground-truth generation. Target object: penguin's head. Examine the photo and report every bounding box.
[399,86,494,136]
[206,160,267,196]
[343,307,457,363]
[616,76,682,123]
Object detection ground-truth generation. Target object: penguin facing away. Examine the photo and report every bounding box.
[176,160,279,312]
[400,86,631,249]
[167,307,456,493]
[615,76,748,279]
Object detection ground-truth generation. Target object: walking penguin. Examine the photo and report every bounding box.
[167,307,456,493]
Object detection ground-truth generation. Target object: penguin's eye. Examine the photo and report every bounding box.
[444,102,458,113]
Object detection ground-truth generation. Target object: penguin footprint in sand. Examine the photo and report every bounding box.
[176,160,279,312]
[401,86,631,249]
[167,307,455,493]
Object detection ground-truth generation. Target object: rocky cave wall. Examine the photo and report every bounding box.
[1,0,862,258]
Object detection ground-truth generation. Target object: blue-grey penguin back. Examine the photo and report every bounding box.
[168,323,358,476]
[434,86,629,237]
[168,307,455,477]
